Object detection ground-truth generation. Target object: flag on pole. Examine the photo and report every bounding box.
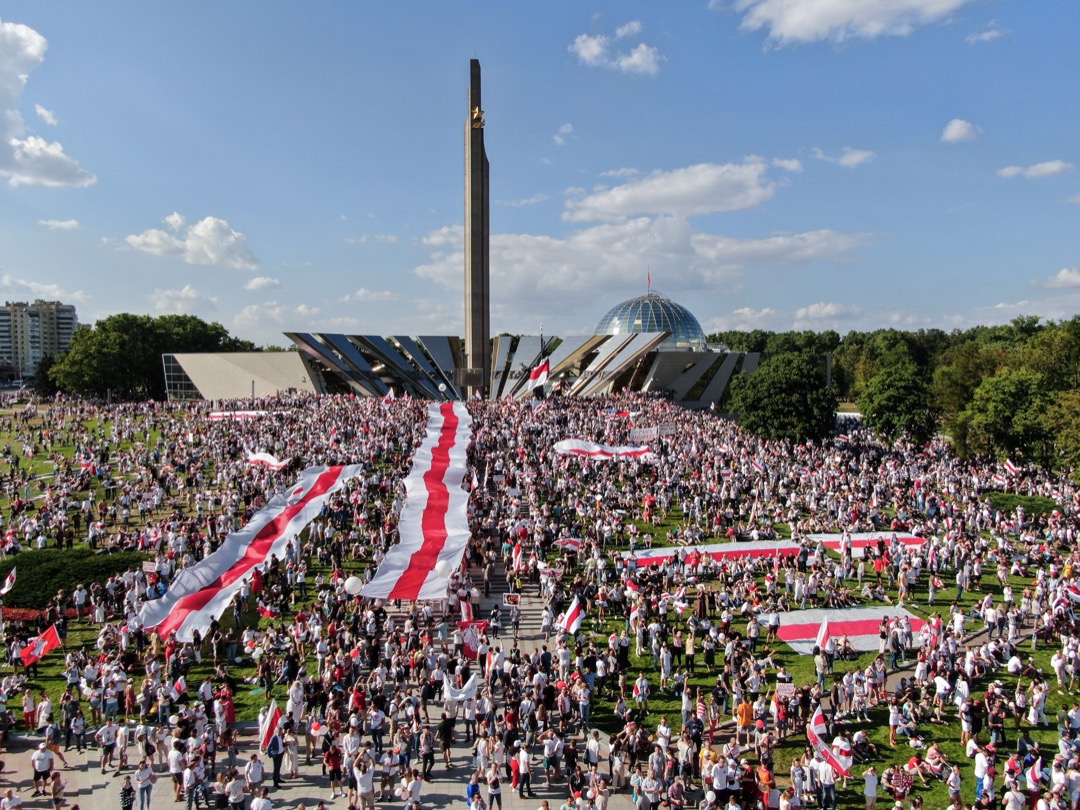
[260,700,283,752]
[20,624,60,668]
[806,706,850,777]
[168,675,188,702]
[244,449,290,471]
[459,597,473,622]
[751,459,766,475]
[815,617,831,652]
[529,358,551,389]
[0,567,15,596]
[1004,459,1019,476]
[381,388,395,406]
[560,596,585,634]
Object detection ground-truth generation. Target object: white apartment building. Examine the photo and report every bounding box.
[0,300,79,377]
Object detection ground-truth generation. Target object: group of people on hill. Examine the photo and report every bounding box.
[1,390,1079,810]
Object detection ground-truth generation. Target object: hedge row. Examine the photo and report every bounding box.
[0,548,148,614]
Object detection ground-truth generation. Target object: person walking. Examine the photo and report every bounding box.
[120,775,136,810]
[135,758,156,810]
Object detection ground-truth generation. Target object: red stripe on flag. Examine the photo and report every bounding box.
[154,467,346,638]
[389,403,459,599]
[776,617,926,642]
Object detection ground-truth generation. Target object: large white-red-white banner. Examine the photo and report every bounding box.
[553,439,655,461]
[361,402,473,601]
[138,464,363,641]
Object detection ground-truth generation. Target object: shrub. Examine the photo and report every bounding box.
[985,492,1059,518]
[0,548,147,612]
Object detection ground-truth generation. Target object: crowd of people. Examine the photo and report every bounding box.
[0,390,1078,810]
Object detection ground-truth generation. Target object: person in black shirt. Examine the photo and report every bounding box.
[437,713,455,768]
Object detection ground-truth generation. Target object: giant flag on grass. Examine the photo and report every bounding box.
[553,439,655,461]
[361,403,473,601]
[138,464,363,641]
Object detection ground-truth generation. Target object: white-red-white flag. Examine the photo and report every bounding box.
[560,596,585,634]
[1004,459,1019,476]
[815,617,831,652]
[529,358,551,389]
[260,700,283,752]
[245,449,290,471]
[0,567,15,596]
[169,675,187,702]
[807,706,850,777]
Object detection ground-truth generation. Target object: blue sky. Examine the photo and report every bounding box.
[1,1,1079,347]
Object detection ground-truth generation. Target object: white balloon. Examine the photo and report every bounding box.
[343,576,363,596]
[706,791,716,803]
[434,560,452,577]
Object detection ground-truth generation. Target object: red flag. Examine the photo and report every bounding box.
[457,621,489,659]
[260,700,283,751]
[20,624,60,667]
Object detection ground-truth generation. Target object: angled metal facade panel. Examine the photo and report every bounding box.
[577,332,667,397]
[698,352,741,403]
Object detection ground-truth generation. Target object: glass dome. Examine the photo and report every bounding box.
[594,291,707,351]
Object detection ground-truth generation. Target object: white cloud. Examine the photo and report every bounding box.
[771,158,802,172]
[0,21,95,187]
[812,146,876,167]
[553,122,573,146]
[126,212,258,269]
[732,0,973,44]
[496,194,549,208]
[600,167,639,179]
[346,288,397,303]
[614,44,662,76]
[37,218,78,230]
[34,104,56,126]
[1040,268,1080,288]
[244,276,281,291]
[564,160,776,222]
[941,118,980,143]
[693,229,869,265]
[997,161,1074,179]
[0,272,89,303]
[793,301,862,328]
[234,301,320,329]
[966,19,1006,44]
[568,24,662,76]
[420,224,464,248]
[414,216,867,329]
[150,284,217,314]
[704,307,778,332]
[569,34,608,67]
[344,233,398,245]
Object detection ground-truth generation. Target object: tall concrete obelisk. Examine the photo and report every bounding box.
[463,59,490,398]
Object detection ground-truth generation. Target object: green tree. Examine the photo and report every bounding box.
[729,352,837,442]
[32,355,60,398]
[961,367,1053,462]
[50,313,254,400]
[1043,390,1080,475]
[859,363,939,445]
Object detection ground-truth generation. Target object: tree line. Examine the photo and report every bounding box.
[712,315,1080,468]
